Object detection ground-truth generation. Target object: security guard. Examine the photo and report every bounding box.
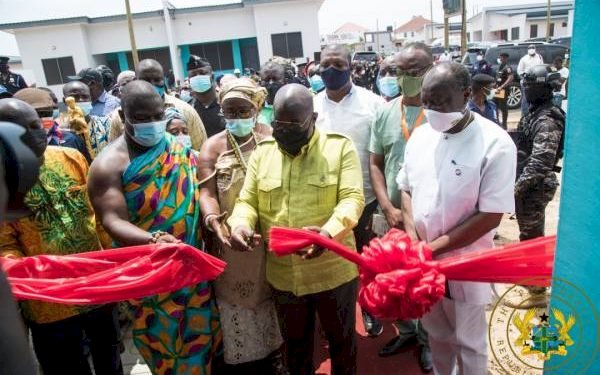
[515,64,565,308]
[0,57,27,94]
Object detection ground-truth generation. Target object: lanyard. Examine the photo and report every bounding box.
[400,97,425,141]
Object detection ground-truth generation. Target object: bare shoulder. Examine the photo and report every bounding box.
[90,137,129,177]
[199,131,228,161]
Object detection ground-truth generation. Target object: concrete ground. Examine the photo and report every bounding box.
[121,110,557,375]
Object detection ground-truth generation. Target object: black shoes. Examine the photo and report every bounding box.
[378,334,416,357]
[419,345,433,373]
[362,310,383,337]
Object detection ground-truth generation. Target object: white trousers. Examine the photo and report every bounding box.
[421,297,488,375]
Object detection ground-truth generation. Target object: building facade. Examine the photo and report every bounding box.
[468,1,574,42]
[0,0,323,92]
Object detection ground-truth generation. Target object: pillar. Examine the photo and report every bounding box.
[180,45,191,78]
[546,0,600,373]
[232,39,243,71]
[117,52,129,72]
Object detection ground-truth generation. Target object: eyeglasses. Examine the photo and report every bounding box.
[223,108,254,118]
[395,64,432,77]
[272,115,312,129]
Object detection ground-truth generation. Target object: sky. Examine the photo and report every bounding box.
[318,0,537,34]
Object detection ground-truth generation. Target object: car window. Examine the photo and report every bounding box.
[540,46,567,64]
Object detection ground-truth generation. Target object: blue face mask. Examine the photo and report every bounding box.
[320,66,351,91]
[189,75,212,93]
[179,90,193,103]
[310,75,325,93]
[52,109,60,119]
[379,76,400,98]
[226,118,255,137]
[130,119,168,147]
[154,85,166,97]
[77,101,93,116]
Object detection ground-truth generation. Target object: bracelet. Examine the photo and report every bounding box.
[203,213,219,232]
[149,231,169,243]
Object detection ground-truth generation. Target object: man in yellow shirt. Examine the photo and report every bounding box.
[228,84,364,375]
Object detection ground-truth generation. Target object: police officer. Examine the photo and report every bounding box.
[514,64,565,308]
[494,52,513,129]
[0,57,27,94]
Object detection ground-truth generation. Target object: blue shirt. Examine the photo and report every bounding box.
[467,99,499,125]
[91,90,120,117]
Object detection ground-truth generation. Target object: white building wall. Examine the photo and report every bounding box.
[525,17,570,39]
[14,23,93,93]
[252,0,321,63]
[172,8,256,46]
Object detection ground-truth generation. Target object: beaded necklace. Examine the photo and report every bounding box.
[226,130,257,173]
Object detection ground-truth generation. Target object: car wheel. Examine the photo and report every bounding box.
[507,84,522,109]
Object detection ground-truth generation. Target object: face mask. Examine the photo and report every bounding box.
[273,125,312,156]
[226,118,255,137]
[379,76,400,98]
[310,75,325,93]
[176,134,192,148]
[552,92,563,107]
[320,66,351,91]
[130,119,167,147]
[528,49,536,56]
[189,75,212,93]
[424,109,464,133]
[179,90,192,103]
[154,84,166,97]
[0,64,8,73]
[485,89,496,101]
[476,55,483,61]
[77,101,93,116]
[497,58,502,65]
[52,109,60,119]
[264,82,284,104]
[20,128,48,158]
[397,74,425,98]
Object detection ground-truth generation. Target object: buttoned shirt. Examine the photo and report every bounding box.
[314,85,384,204]
[517,53,544,76]
[91,90,120,117]
[228,129,364,296]
[108,93,207,150]
[397,113,516,303]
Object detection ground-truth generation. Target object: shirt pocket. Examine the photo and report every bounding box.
[258,178,282,213]
[306,173,338,207]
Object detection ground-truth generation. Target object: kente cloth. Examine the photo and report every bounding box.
[122,134,221,375]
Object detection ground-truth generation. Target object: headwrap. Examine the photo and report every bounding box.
[165,106,186,126]
[219,77,267,109]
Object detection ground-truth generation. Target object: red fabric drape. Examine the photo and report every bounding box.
[269,227,555,320]
[2,244,226,304]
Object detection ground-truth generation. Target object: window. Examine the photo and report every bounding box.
[530,24,538,38]
[404,32,407,37]
[271,32,304,58]
[411,31,415,37]
[189,41,234,71]
[511,27,520,41]
[41,56,75,85]
[550,23,555,37]
[499,29,508,41]
[367,46,373,52]
[365,33,373,43]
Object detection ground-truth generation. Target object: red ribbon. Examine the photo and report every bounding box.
[269,227,555,320]
[2,244,226,304]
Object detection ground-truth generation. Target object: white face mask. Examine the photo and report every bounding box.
[424,109,464,133]
[486,89,497,101]
[528,49,536,56]
[476,55,483,61]
[497,58,502,65]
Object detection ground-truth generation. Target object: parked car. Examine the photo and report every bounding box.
[461,46,489,74]
[483,42,568,109]
[431,45,461,62]
[352,52,379,64]
[550,36,571,49]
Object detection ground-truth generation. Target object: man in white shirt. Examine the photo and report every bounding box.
[314,44,384,337]
[397,62,517,375]
[517,45,544,115]
[553,56,569,109]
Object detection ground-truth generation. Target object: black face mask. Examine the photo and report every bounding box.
[264,82,284,105]
[273,124,313,156]
[0,64,8,73]
[20,128,47,158]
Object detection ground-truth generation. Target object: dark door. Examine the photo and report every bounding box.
[241,43,260,70]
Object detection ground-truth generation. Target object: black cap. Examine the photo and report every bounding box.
[499,52,510,58]
[187,55,211,71]
[0,56,9,64]
[68,67,103,83]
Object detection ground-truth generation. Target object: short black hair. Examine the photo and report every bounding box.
[554,56,563,63]
[471,73,495,89]
[449,62,471,91]
[402,42,433,59]
[499,52,510,58]
[187,55,212,71]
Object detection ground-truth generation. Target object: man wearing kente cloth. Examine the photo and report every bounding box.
[88,80,221,375]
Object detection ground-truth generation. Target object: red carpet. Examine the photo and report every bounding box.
[313,304,426,375]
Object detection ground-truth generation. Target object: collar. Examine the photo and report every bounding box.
[96,90,108,103]
[280,127,320,158]
[324,84,355,104]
